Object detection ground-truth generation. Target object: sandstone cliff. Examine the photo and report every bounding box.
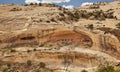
[0,1,120,72]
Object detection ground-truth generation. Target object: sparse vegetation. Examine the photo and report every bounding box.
[59,9,115,22]
[96,65,120,72]
[116,67,120,72]
[10,7,22,11]
[0,62,53,72]
[0,65,9,72]
[89,5,100,9]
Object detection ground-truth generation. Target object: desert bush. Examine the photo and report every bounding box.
[65,11,72,16]
[49,4,59,7]
[58,7,62,10]
[39,44,44,47]
[59,13,65,17]
[106,13,114,19]
[98,16,106,21]
[39,19,43,22]
[24,4,28,6]
[34,3,38,6]
[30,3,34,5]
[10,48,16,52]
[58,17,66,21]
[27,60,32,66]
[46,20,50,23]
[65,11,80,21]
[116,23,120,29]
[39,62,46,68]
[51,18,56,22]
[27,49,31,53]
[86,24,94,30]
[81,69,88,72]
[62,9,114,21]
[74,11,81,19]
[63,10,67,14]
[39,3,42,6]
[33,48,37,51]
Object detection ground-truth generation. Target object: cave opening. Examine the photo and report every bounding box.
[20,36,35,40]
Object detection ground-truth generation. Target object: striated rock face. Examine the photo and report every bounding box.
[0,1,120,72]
[0,29,93,49]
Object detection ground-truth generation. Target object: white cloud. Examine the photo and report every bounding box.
[41,0,70,3]
[25,0,40,4]
[62,5,74,9]
[25,0,70,4]
[81,2,93,6]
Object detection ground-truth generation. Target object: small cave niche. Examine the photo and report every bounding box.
[83,38,91,42]
[20,36,35,40]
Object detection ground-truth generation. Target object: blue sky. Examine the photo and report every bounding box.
[0,0,114,7]
[58,0,114,7]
